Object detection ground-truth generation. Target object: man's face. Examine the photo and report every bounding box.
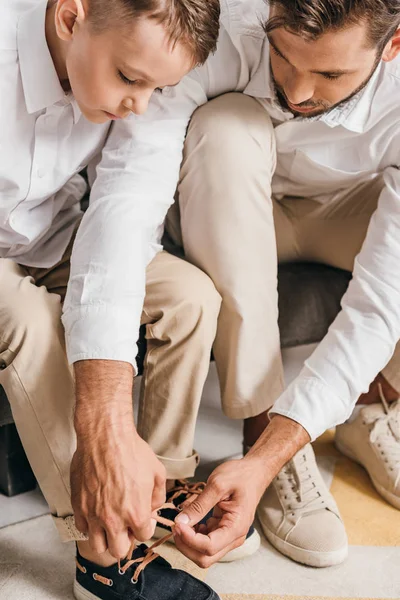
[64,15,193,124]
[268,21,380,118]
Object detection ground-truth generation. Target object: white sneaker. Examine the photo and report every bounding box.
[256,443,348,567]
[335,395,400,510]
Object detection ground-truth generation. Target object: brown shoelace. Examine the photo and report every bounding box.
[76,479,206,586]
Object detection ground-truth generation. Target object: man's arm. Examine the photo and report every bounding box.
[63,76,208,558]
[271,164,400,439]
[175,162,400,565]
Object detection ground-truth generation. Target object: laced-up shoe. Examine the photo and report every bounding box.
[256,443,348,567]
[153,479,260,562]
[74,536,220,600]
[335,391,400,510]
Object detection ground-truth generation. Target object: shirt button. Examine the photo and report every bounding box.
[37,168,45,178]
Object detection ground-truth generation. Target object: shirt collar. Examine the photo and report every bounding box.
[321,62,382,133]
[243,37,275,99]
[17,0,82,123]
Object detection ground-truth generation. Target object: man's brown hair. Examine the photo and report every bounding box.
[264,0,400,51]
[87,0,220,65]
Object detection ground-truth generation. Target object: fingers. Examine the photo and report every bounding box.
[74,512,89,536]
[176,517,239,556]
[130,510,157,542]
[88,523,108,555]
[151,478,167,512]
[175,483,221,527]
[174,523,246,568]
[105,528,132,560]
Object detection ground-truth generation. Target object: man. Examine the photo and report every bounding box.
[0,0,224,598]
[169,0,400,568]
[64,0,400,571]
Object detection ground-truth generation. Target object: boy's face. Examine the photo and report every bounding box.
[55,2,194,123]
[268,19,399,118]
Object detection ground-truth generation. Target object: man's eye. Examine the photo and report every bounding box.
[118,70,138,86]
[271,46,285,61]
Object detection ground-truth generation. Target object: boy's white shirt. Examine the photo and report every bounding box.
[3,0,400,439]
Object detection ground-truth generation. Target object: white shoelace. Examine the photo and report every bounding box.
[367,385,400,487]
[275,449,327,515]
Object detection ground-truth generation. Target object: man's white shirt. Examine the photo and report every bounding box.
[3,0,400,440]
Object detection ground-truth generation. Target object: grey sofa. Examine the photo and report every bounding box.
[0,261,351,496]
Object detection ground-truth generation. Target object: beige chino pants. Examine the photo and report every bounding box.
[0,235,221,542]
[166,92,400,420]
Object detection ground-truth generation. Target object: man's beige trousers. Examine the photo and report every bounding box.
[166,92,400,418]
[0,245,221,541]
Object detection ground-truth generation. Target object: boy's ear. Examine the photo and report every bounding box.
[55,0,87,41]
[382,26,400,63]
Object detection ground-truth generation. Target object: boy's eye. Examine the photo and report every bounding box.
[322,73,342,81]
[118,70,138,86]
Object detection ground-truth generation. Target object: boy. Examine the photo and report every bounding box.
[0,0,222,598]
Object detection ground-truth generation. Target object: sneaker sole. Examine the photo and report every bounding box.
[335,438,400,510]
[74,578,221,600]
[153,525,261,562]
[260,523,348,568]
[74,580,101,600]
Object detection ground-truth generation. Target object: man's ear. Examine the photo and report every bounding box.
[55,0,87,41]
[382,26,400,63]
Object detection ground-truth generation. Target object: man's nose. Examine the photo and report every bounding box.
[284,73,315,106]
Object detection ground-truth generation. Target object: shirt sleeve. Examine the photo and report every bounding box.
[270,165,400,440]
[62,74,207,371]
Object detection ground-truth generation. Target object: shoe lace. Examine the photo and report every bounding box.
[166,479,206,509]
[276,449,326,515]
[76,480,207,587]
[367,384,400,486]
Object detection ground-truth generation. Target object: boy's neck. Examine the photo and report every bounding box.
[45,2,71,92]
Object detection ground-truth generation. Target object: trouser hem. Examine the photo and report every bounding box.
[53,515,89,543]
[158,450,200,480]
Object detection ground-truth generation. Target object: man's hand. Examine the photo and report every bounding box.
[174,415,310,567]
[173,456,268,567]
[71,360,166,560]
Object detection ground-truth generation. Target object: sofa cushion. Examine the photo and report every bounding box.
[278,262,351,348]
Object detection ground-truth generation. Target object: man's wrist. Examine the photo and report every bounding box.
[74,359,135,436]
[243,415,311,487]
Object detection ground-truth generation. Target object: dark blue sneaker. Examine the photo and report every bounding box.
[74,542,220,600]
[153,479,260,562]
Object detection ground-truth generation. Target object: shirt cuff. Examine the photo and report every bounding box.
[269,377,354,441]
[62,306,140,376]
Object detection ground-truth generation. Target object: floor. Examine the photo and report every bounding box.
[1,345,400,600]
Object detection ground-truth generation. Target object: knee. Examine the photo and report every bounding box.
[0,266,62,354]
[186,93,275,152]
[170,264,222,334]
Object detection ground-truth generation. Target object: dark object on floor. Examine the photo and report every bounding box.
[0,421,37,496]
[0,262,351,497]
